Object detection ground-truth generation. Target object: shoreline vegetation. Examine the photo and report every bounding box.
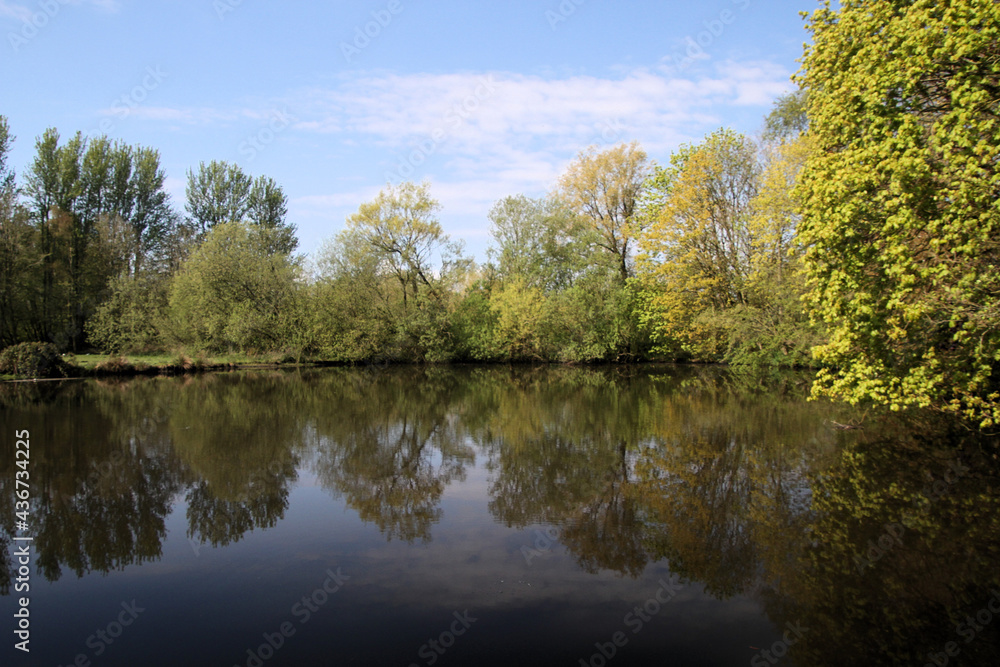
[2,2,997,426]
[0,348,759,383]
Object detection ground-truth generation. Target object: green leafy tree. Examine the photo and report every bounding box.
[0,116,39,346]
[86,273,168,353]
[486,194,582,291]
[762,88,809,141]
[22,129,84,346]
[166,221,301,351]
[185,161,297,256]
[309,230,399,361]
[184,160,252,234]
[798,0,1000,425]
[126,146,176,274]
[247,175,297,255]
[19,130,177,349]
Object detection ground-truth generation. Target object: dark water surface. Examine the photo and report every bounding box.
[1,365,999,666]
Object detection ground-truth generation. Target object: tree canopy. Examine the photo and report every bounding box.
[798,0,1000,426]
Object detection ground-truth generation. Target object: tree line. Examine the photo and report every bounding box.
[0,102,811,366]
[0,124,296,352]
[1,0,997,425]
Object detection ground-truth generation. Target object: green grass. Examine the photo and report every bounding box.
[71,351,306,370]
[2,349,317,381]
[73,354,169,369]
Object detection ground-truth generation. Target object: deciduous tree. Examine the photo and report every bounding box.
[798,0,1000,425]
[637,129,760,357]
[166,221,301,351]
[557,141,651,282]
[486,194,581,291]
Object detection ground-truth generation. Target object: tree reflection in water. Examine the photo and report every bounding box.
[0,366,997,665]
[310,368,475,543]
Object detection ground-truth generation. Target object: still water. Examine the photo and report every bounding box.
[1,365,998,666]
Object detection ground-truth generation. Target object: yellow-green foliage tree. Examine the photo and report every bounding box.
[637,128,817,365]
[331,181,472,361]
[557,141,651,283]
[638,129,759,358]
[489,276,549,360]
[735,134,822,366]
[345,181,448,308]
[799,0,1000,425]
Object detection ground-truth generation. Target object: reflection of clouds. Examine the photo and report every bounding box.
[299,475,689,610]
[213,474,783,665]
[3,366,846,663]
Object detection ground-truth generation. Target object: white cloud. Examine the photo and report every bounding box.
[0,0,31,21]
[289,62,791,167]
[132,63,793,256]
[0,0,118,21]
[716,60,794,106]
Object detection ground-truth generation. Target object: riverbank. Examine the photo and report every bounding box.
[0,344,802,382]
[0,351,319,381]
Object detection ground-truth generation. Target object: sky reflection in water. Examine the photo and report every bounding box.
[1,365,998,666]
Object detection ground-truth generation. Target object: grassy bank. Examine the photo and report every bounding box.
[1,350,315,381]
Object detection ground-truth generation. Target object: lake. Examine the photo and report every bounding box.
[1,365,999,666]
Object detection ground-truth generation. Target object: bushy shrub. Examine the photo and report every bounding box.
[86,274,167,353]
[0,342,73,379]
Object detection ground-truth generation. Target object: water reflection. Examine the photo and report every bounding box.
[0,366,998,665]
[310,370,475,542]
[769,415,1000,665]
[165,375,301,547]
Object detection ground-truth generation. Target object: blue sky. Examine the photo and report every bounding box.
[2,0,816,261]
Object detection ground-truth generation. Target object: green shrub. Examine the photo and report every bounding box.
[0,342,73,379]
[86,273,167,353]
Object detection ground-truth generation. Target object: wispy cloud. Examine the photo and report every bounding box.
[129,62,793,252]
[290,61,792,162]
[0,0,31,21]
[0,0,119,20]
